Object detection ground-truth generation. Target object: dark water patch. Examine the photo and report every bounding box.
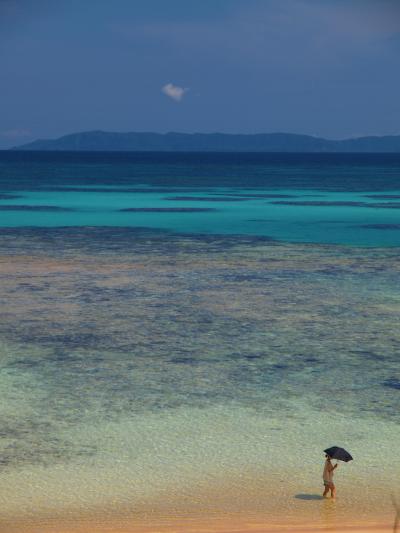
[0,227,277,258]
[222,272,271,282]
[17,281,50,292]
[0,193,22,199]
[7,358,43,369]
[359,224,400,230]
[368,202,400,209]
[271,363,288,371]
[128,188,216,193]
[350,350,383,361]
[365,195,400,199]
[247,218,276,222]
[322,220,356,224]
[19,332,107,351]
[0,205,74,211]
[270,200,367,207]
[0,398,98,468]
[165,196,249,202]
[45,349,84,364]
[383,378,400,390]
[2,152,400,192]
[303,357,320,364]
[119,207,217,212]
[31,186,214,194]
[270,200,400,209]
[213,193,299,199]
[313,266,352,276]
[228,361,292,389]
[5,350,86,372]
[169,357,200,365]
[0,434,97,469]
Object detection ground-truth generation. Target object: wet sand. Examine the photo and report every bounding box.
[0,512,395,533]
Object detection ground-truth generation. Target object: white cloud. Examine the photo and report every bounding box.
[162,83,188,102]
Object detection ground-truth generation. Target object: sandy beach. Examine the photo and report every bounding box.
[0,512,395,533]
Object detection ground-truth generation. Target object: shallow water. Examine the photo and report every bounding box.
[0,153,399,527]
[0,229,399,525]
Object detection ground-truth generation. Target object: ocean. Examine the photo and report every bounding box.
[1,152,400,246]
[0,151,399,531]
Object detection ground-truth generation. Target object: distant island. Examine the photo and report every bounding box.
[12,130,400,152]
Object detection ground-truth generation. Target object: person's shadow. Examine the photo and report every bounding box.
[295,493,324,501]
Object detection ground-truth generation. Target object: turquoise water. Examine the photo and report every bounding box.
[0,152,399,527]
[1,187,400,246]
[1,152,400,246]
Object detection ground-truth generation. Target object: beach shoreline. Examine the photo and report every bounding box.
[1,512,395,533]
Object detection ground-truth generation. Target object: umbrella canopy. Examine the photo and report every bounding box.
[324,446,353,462]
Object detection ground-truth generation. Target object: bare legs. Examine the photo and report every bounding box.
[323,483,336,499]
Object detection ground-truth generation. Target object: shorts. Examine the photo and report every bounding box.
[323,480,334,487]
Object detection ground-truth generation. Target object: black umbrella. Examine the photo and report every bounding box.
[324,446,353,462]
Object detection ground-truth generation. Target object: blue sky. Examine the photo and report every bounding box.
[1,0,399,148]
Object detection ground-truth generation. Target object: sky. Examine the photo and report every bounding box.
[0,0,400,148]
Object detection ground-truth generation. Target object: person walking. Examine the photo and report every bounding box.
[322,454,338,499]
